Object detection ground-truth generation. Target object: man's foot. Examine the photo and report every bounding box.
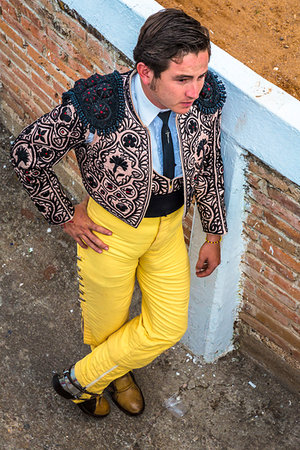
[76,395,110,418]
[52,367,110,418]
[108,372,145,416]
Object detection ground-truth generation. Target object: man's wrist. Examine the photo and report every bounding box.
[205,234,222,244]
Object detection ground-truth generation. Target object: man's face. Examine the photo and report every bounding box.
[140,51,209,114]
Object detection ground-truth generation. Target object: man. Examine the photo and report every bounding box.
[11,8,227,418]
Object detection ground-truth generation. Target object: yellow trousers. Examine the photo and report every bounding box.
[74,198,190,395]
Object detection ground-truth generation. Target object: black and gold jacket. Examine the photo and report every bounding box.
[11,69,228,234]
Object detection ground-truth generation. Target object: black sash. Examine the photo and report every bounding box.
[145,186,184,217]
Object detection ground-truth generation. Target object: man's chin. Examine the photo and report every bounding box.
[175,105,193,114]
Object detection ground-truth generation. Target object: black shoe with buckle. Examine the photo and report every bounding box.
[52,367,110,418]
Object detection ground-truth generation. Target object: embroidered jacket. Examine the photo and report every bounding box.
[11,70,227,234]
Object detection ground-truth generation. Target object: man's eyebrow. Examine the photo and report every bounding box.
[173,71,208,80]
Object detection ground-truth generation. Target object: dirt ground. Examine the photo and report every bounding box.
[1,120,300,448]
[159,0,300,99]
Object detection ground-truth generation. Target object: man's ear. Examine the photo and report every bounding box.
[136,62,154,86]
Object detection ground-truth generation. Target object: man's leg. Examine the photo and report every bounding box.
[73,206,190,398]
[53,199,161,415]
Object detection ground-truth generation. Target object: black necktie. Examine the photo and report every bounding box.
[158,111,175,179]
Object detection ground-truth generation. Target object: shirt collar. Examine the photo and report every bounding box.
[133,73,169,126]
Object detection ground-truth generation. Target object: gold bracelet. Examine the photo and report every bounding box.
[205,236,222,244]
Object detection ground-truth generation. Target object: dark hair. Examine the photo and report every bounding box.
[133,8,211,78]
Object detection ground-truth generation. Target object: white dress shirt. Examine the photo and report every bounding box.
[131,72,183,178]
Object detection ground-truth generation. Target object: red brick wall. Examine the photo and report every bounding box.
[238,155,300,390]
[0,0,131,133]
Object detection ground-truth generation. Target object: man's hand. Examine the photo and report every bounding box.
[195,236,221,278]
[61,197,112,253]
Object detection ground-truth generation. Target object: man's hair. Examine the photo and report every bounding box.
[133,8,211,78]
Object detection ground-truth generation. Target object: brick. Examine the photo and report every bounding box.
[0,32,60,97]
[248,186,276,213]
[20,14,46,46]
[243,268,298,311]
[0,65,31,97]
[248,158,289,192]
[114,62,132,73]
[243,252,263,273]
[45,26,80,59]
[32,92,54,115]
[239,311,300,357]
[32,0,56,11]
[263,266,300,302]
[264,211,299,242]
[268,186,300,217]
[65,153,80,176]
[247,201,264,219]
[10,66,53,108]
[246,241,297,281]
[86,34,104,56]
[242,290,290,327]
[291,322,300,336]
[55,11,87,41]
[256,285,299,322]
[71,51,94,74]
[52,80,65,100]
[2,7,45,54]
[0,18,24,47]
[243,224,260,242]
[2,35,50,86]
[44,50,80,81]
[1,88,28,122]
[183,215,193,230]
[248,157,300,202]
[247,172,261,190]
[100,45,114,68]
[239,312,300,360]
[27,45,71,90]
[248,187,300,231]
[2,0,43,29]
[31,71,57,102]
[1,0,20,22]
[2,85,44,122]
[0,40,29,73]
[261,237,300,273]
[244,254,299,302]
[242,276,257,295]
[246,215,297,255]
[1,61,51,117]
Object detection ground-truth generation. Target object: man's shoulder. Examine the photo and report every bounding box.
[194,70,226,115]
[62,70,132,135]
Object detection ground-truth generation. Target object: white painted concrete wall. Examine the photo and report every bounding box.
[63,0,300,361]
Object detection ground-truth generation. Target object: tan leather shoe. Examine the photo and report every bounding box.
[77,395,110,418]
[109,372,145,416]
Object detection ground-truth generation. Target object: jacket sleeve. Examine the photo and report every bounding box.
[10,103,88,224]
[194,107,228,235]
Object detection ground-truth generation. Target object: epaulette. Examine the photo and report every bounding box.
[62,70,125,135]
[195,70,226,115]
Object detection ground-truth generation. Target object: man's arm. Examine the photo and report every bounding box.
[194,106,227,277]
[195,233,221,278]
[62,197,112,254]
[11,103,86,224]
[11,103,112,252]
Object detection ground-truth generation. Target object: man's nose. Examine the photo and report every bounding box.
[186,82,201,99]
